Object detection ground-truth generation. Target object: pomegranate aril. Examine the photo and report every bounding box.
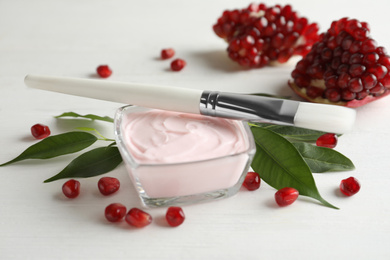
[362,73,377,90]
[62,179,80,199]
[31,124,51,139]
[368,64,388,80]
[170,59,186,71]
[341,89,356,101]
[363,52,379,65]
[166,207,185,227]
[242,171,261,191]
[361,38,377,53]
[324,88,341,102]
[306,86,323,98]
[340,177,360,196]
[105,203,126,222]
[98,177,120,196]
[125,208,152,228]
[96,65,112,78]
[348,78,364,93]
[370,83,385,95]
[316,133,338,148]
[275,187,299,207]
[161,48,175,59]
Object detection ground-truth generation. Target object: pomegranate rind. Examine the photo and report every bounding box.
[288,80,390,107]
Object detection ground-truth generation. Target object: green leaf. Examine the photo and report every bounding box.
[250,127,338,209]
[55,112,114,123]
[44,146,123,182]
[292,142,355,173]
[0,132,97,166]
[250,123,328,142]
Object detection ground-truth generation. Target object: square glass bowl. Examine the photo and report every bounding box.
[114,105,256,207]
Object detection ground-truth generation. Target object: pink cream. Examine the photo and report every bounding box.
[117,107,255,205]
[122,110,248,164]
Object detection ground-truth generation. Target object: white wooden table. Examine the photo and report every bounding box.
[1,0,389,259]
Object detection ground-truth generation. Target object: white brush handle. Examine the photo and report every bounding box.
[24,74,203,114]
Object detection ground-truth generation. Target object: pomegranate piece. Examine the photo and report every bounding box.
[170,59,186,71]
[290,17,390,107]
[166,207,185,227]
[242,171,261,191]
[161,48,175,59]
[125,208,152,228]
[31,124,51,139]
[340,177,361,196]
[98,177,120,196]
[316,133,338,148]
[105,203,127,222]
[96,65,112,78]
[275,187,299,207]
[213,3,319,68]
[62,179,80,199]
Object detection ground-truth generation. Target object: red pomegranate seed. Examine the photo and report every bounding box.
[340,177,361,196]
[242,171,261,191]
[170,59,186,71]
[161,48,175,59]
[348,78,364,93]
[31,124,51,139]
[316,133,338,148]
[362,73,378,90]
[125,208,152,228]
[324,88,341,102]
[96,65,112,78]
[166,207,185,227]
[105,203,126,222]
[275,187,299,207]
[98,177,120,196]
[306,86,324,99]
[341,89,356,101]
[62,179,80,199]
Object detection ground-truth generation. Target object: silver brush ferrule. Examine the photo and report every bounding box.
[199,91,300,125]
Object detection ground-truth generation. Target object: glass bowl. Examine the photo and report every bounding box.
[114,105,256,207]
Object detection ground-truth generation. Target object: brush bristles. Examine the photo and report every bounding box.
[294,103,356,134]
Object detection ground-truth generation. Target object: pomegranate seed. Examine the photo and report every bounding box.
[166,207,185,227]
[31,124,51,139]
[98,177,120,196]
[340,177,361,196]
[242,171,261,191]
[62,179,80,199]
[105,203,126,222]
[306,86,324,99]
[316,133,338,148]
[275,187,299,207]
[170,59,186,71]
[96,65,112,78]
[362,73,378,90]
[125,208,152,228]
[348,78,364,93]
[161,48,175,59]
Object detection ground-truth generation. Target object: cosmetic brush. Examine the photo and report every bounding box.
[24,74,356,134]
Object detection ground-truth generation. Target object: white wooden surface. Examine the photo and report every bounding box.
[1,0,390,259]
